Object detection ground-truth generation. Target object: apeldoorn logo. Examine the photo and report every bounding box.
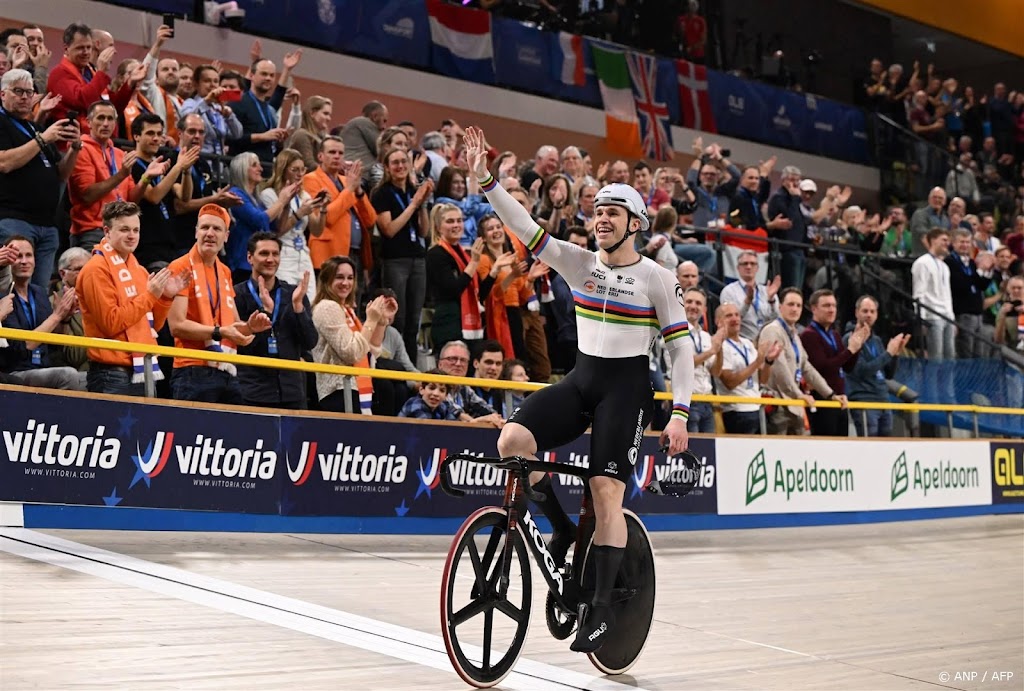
[3,420,120,469]
[746,449,854,504]
[890,451,979,501]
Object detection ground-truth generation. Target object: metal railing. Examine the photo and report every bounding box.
[2,327,1021,438]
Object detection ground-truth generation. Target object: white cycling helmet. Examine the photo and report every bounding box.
[594,183,650,232]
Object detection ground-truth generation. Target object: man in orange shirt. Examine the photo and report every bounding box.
[166,204,271,403]
[76,200,181,396]
[302,135,376,292]
[68,101,170,251]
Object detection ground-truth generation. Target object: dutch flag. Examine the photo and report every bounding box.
[426,0,495,84]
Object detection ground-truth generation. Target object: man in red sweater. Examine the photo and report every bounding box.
[46,23,133,132]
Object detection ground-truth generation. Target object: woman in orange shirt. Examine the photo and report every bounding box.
[476,214,523,358]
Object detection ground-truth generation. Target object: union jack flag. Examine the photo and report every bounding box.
[625,52,674,161]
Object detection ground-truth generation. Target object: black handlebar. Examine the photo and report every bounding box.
[439,452,591,499]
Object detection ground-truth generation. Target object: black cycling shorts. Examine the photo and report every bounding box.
[507,352,653,484]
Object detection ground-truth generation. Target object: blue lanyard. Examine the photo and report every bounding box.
[742,188,759,225]
[105,144,119,177]
[135,159,170,219]
[725,338,752,387]
[689,327,703,354]
[248,91,274,130]
[247,279,281,326]
[810,321,839,353]
[0,108,52,168]
[777,317,801,365]
[15,289,37,328]
[392,186,421,243]
[865,338,878,358]
[949,251,973,277]
[205,263,221,320]
[698,187,717,215]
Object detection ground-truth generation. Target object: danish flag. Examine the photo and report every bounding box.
[676,58,717,133]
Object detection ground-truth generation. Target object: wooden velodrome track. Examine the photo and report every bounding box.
[1,515,1021,690]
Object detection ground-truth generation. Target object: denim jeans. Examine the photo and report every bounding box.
[923,319,956,360]
[687,401,716,434]
[780,249,807,293]
[70,228,105,254]
[382,256,426,362]
[673,242,716,275]
[0,218,58,289]
[87,364,146,397]
[723,409,760,434]
[170,366,243,404]
[852,408,893,437]
[5,366,83,391]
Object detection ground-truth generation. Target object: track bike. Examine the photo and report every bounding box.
[438,450,702,688]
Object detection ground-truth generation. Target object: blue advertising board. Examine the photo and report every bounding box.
[1,388,716,518]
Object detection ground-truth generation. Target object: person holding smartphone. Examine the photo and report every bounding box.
[179,64,243,169]
[0,68,83,288]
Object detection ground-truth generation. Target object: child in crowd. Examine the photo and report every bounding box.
[398,369,460,420]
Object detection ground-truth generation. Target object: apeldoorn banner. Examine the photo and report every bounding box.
[716,438,992,515]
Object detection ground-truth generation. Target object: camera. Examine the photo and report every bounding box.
[204,1,245,29]
[720,148,731,158]
[1011,299,1023,310]
[886,379,919,403]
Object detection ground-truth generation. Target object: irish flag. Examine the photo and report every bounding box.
[590,41,641,157]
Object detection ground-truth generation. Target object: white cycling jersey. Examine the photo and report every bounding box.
[480,175,694,421]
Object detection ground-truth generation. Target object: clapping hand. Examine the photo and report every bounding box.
[256,275,274,312]
[0,244,19,267]
[886,333,910,356]
[246,310,272,334]
[469,237,485,263]
[292,271,310,312]
[144,156,170,178]
[766,274,782,300]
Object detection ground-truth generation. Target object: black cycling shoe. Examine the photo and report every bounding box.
[548,530,575,568]
[570,602,616,653]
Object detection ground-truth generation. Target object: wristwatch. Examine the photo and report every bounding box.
[212,325,221,341]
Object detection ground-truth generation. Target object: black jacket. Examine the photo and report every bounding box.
[233,278,318,406]
[945,252,991,316]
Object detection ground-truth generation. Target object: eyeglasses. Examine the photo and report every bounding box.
[7,87,35,98]
[441,356,469,364]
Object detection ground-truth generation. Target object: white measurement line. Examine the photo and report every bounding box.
[0,528,648,691]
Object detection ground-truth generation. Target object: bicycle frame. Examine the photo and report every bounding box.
[441,453,592,615]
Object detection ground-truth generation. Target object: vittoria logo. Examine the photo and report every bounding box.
[287,440,318,485]
[3,420,120,469]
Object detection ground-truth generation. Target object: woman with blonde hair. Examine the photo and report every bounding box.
[367,126,414,188]
[227,151,299,282]
[286,95,333,171]
[425,204,495,356]
[475,213,522,358]
[259,148,325,284]
[311,255,397,414]
[370,146,433,361]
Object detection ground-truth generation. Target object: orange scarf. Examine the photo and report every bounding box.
[477,254,514,357]
[439,240,484,339]
[185,246,238,374]
[343,305,374,414]
[92,240,162,383]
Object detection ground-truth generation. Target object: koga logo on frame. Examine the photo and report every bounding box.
[3,420,120,469]
[745,449,854,505]
[890,451,979,501]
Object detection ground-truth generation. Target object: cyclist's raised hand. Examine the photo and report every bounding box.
[463,127,490,180]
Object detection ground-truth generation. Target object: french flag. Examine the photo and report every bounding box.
[427,0,495,84]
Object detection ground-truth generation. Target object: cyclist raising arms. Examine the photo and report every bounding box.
[463,128,693,653]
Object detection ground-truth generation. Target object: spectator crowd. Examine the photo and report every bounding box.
[0,20,1022,438]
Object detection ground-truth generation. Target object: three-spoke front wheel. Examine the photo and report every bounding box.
[440,507,533,688]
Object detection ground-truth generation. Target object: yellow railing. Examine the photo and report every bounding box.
[2,327,1022,425]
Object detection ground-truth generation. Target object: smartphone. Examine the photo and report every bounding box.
[162,13,175,37]
[314,189,329,202]
[217,89,243,103]
[66,110,79,122]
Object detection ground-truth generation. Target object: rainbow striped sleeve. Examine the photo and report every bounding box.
[661,321,690,344]
[671,404,690,421]
[480,173,498,192]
